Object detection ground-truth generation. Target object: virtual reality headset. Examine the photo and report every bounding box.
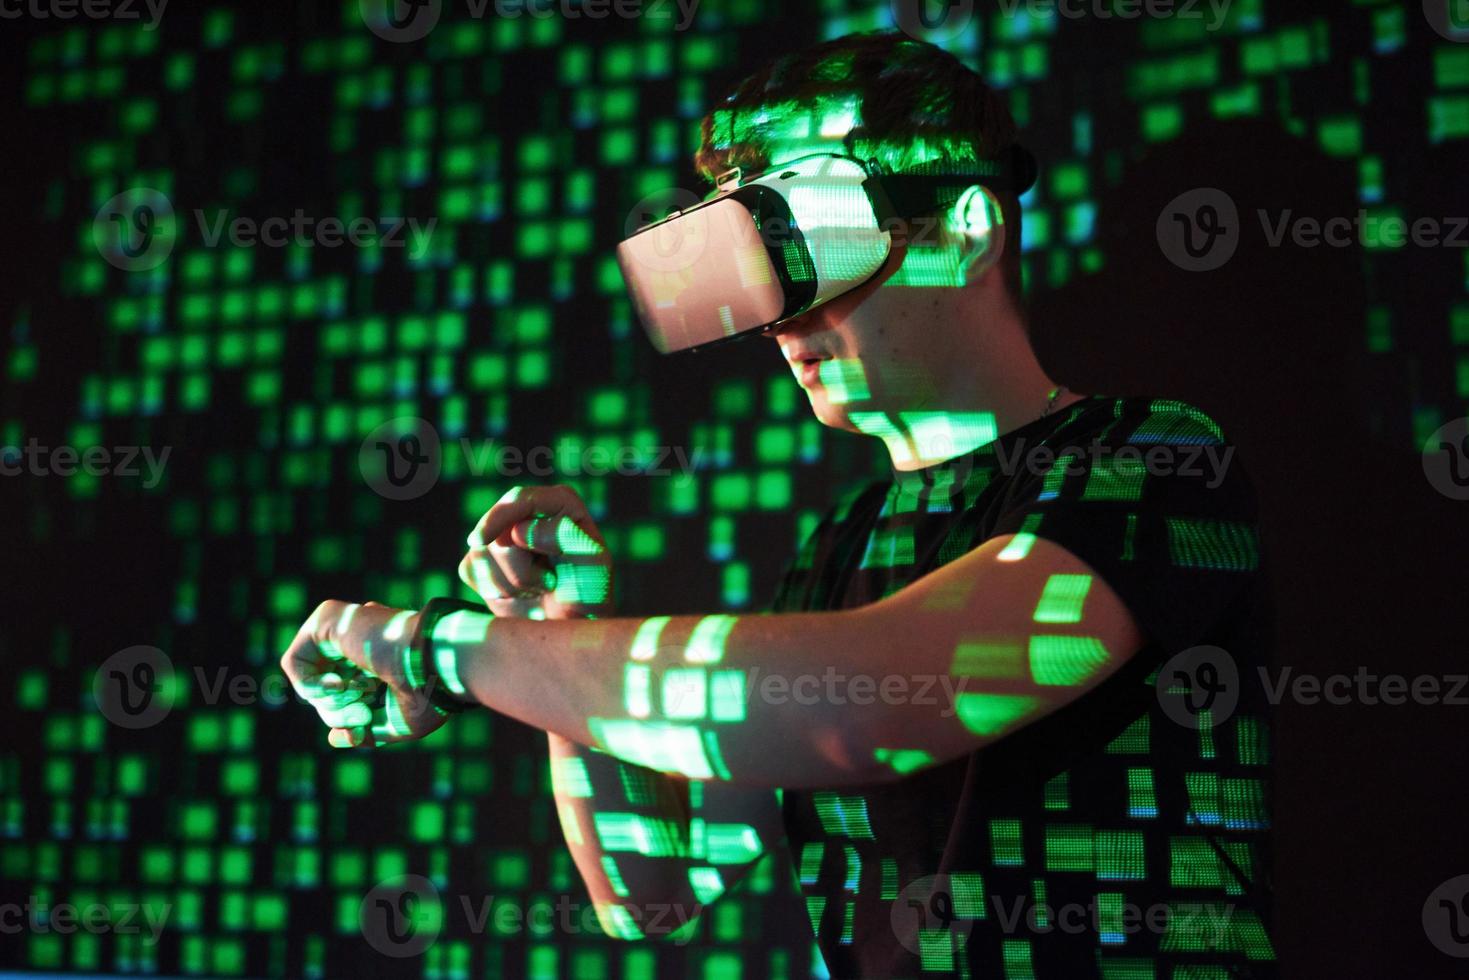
[615,146,1037,354]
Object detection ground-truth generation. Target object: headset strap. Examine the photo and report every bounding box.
[864,144,1038,223]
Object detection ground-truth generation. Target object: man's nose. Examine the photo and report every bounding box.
[766,312,816,340]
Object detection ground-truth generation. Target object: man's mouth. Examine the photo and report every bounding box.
[789,353,831,387]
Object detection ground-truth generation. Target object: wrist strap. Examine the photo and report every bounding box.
[407,597,486,715]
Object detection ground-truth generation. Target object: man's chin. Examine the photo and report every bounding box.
[805,392,859,433]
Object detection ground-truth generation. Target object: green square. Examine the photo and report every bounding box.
[410,802,444,841]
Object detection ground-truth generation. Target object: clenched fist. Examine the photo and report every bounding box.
[279,599,452,749]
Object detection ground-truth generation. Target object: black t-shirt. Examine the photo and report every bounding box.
[771,396,1275,979]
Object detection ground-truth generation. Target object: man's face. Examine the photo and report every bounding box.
[768,230,1001,440]
[722,138,1010,444]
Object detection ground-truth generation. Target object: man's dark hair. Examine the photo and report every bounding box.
[695,31,1027,301]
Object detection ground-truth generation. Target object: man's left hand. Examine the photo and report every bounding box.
[280,599,448,749]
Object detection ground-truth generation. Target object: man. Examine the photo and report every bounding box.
[283,32,1274,978]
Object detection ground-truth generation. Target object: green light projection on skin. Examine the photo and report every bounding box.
[630,615,671,661]
[1028,634,1111,686]
[848,411,999,468]
[953,693,1043,737]
[683,614,737,664]
[872,747,936,774]
[1032,572,1093,624]
[816,358,870,404]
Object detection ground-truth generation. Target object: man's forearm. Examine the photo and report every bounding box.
[549,732,785,914]
[435,601,962,787]
[423,534,1140,787]
[547,732,703,938]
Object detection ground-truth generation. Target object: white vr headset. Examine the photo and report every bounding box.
[615,146,1038,354]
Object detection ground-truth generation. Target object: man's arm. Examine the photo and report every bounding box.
[406,532,1143,787]
[548,733,784,939]
[451,484,786,938]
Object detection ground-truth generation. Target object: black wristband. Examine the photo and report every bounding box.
[406,597,485,715]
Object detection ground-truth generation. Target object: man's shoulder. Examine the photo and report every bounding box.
[995,394,1260,535]
[1050,395,1231,448]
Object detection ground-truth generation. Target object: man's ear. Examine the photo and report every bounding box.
[948,184,1008,285]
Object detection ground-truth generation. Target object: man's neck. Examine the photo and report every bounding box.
[866,385,1084,472]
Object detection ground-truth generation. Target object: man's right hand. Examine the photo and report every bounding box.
[458,484,615,621]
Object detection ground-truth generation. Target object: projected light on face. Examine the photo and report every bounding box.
[704,102,1015,466]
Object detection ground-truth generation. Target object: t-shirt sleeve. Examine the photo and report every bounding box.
[768,479,889,613]
[989,402,1262,657]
